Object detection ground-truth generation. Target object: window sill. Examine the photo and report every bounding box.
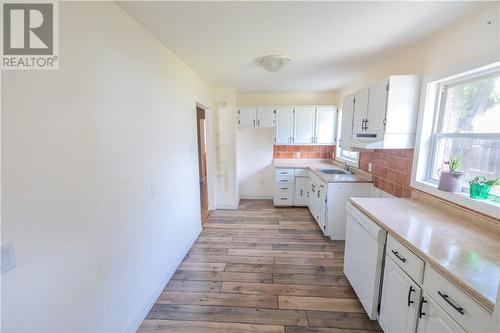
[413,180,500,219]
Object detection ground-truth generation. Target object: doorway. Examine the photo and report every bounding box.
[196,106,209,224]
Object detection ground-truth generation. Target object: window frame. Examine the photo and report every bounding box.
[412,59,500,219]
[427,69,500,186]
[335,108,359,167]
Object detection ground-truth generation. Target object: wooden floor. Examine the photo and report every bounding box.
[139,200,381,333]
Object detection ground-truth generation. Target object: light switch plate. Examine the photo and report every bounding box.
[1,242,16,274]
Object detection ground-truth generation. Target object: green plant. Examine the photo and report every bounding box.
[444,158,460,172]
[470,176,500,186]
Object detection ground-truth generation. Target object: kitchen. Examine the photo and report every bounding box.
[233,70,500,333]
[2,1,499,333]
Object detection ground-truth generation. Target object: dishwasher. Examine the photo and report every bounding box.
[344,202,387,320]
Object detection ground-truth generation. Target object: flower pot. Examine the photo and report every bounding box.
[437,171,463,193]
[469,182,491,199]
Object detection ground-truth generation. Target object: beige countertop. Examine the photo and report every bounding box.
[350,197,500,312]
[273,159,372,184]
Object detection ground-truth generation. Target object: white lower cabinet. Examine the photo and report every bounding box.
[379,255,421,333]
[416,293,466,333]
[375,236,498,333]
[294,177,309,206]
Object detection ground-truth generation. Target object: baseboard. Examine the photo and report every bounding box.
[126,227,201,333]
[216,203,239,210]
[240,195,273,200]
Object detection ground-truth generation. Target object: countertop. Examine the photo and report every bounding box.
[350,197,500,312]
[273,159,372,184]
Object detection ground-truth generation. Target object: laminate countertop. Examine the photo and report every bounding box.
[350,197,500,312]
[273,159,372,184]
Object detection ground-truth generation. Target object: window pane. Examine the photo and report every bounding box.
[441,72,500,134]
[337,108,359,163]
[431,137,500,195]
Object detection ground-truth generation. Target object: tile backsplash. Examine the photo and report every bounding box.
[359,149,414,198]
[273,145,336,159]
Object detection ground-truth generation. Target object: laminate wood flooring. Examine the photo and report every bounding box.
[139,199,381,333]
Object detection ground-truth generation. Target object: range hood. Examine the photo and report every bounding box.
[345,132,416,150]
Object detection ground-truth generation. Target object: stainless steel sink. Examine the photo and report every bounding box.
[319,169,347,174]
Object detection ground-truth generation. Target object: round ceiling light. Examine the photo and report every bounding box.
[259,55,292,72]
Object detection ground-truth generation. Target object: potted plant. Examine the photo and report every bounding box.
[469,176,500,199]
[437,158,463,193]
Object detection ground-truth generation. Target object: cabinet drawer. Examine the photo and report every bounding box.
[275,176,294,185]
[423,266,497,333]
[275,168,294,177]
[275,184,293,192]
[386,235,424,284]
[294,168,309,177]
[274,192,293,206]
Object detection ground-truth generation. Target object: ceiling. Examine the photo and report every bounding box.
[119,1,483,92]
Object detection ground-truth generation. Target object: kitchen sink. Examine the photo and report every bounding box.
[319,169,347,174]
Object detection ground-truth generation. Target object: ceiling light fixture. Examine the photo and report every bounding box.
[259,55,292,72]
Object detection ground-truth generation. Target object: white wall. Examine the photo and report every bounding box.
[339,3,500,100]
[1,2,215,332]
[237,91,339,106]
[238,129,275,199]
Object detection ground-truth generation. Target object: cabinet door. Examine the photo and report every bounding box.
[275,107,294,144]
[239,107,257,128]
[379,256,421,333]
[294,177,309,206]
[417,294,466,333]
[256,107,275,128]
[367,79,389,132]
[352,88,369,134]
[309,183,318,220]
[340,94,355,148]
[293,106,316,144]
[317,184,328,234]
[315,106,336,144]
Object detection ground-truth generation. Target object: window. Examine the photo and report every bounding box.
[336,109,359,166]
[428,68,500,196]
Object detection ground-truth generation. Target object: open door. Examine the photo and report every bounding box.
[196,107,209,224]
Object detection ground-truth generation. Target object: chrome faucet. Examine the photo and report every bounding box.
[343,162,350,173]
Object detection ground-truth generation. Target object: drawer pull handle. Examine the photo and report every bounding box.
[280,172,288,174]
[438,291,465,315]
[281,188,288,190]
[391,250,407,263]
[407,286,415,307]
[280,198,287,200]
[280,180,287,182]
[418,297,427,318]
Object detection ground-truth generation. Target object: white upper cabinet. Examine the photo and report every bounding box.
[238,107,257,128]
[239,106,275,128]
[340,94,355,149]
[256,107,275,128]
[315,106,336,144]
[352,88,369,134]
[366,79,389,132]
[240,104,336,144]
[346,75,421,149]
[293,106,316,144]
[275,107,294,144]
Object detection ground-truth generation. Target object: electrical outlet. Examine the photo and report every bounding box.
[1,242,16,274]
[368,163,373,172]
[150,184,157,199]
[296,152,301,158]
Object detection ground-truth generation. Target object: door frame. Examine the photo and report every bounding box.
[196,103,215,213]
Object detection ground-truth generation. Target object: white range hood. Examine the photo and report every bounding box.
[346,132,416,150]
